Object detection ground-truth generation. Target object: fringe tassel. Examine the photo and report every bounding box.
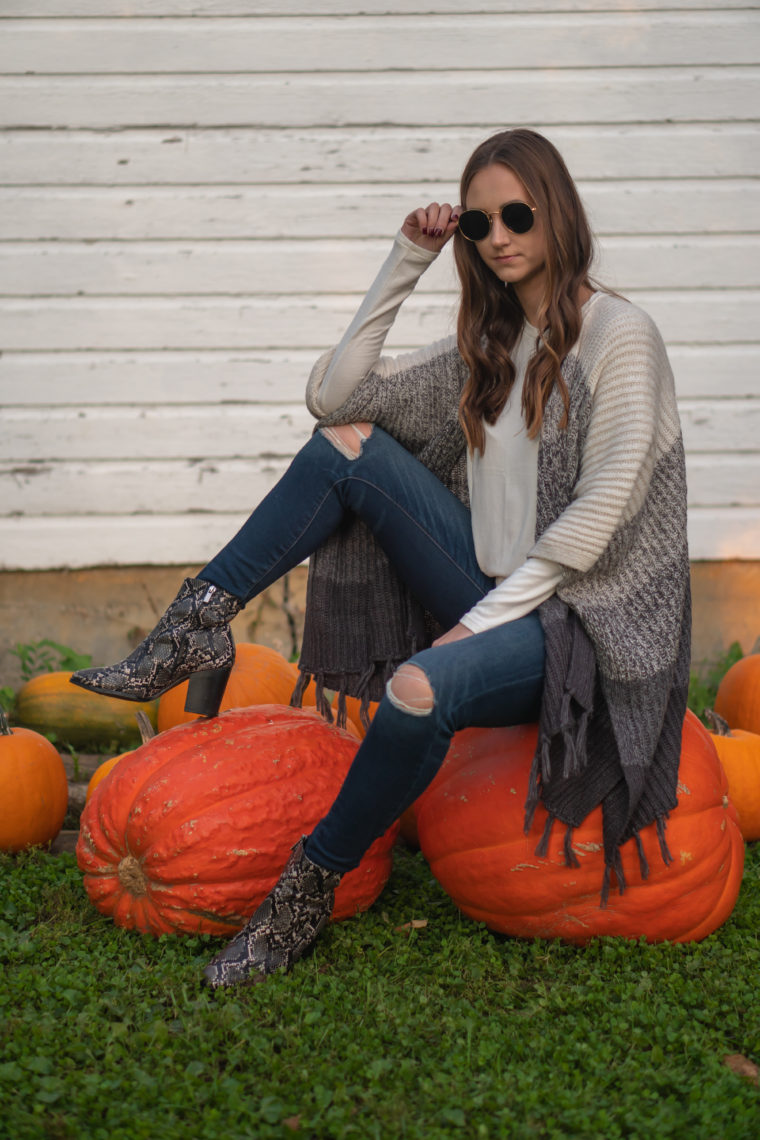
[290,670,311,710]
[656,815,674,866]
[356,662,377,732]
[523,752,542,833]
[575,709,590,770]
[359,692,372,732]
[634,832,649,880]
[336,681,348,730]
[563,823,580,869]
[613,848,626,895]
[314,674,333,723]
[535,813,555,858]
[561,727,578,779]
[600,849,626,908]
[540,736,552,782]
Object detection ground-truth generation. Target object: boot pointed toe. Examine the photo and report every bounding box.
[68,578,243,712]
[201,838,341,989]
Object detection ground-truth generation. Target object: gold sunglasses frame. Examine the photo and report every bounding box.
[457,201,537,242]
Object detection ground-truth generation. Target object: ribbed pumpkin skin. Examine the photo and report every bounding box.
[0,725,69,852]
[415,711,744,944]
[715,654,760,735]
[709,728,760,841]
[77,705,398,936]
[16,672,158,749]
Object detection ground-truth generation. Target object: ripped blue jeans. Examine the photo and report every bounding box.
[201,424,545,874]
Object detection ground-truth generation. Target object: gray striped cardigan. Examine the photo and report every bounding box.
[295,292,691,900]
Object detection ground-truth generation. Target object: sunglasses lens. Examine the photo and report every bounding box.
[502,202,534,233]
[458,210,491,242]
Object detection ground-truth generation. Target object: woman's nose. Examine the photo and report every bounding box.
[488,215,513,246]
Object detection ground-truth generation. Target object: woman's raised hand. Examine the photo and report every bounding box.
[401,202,460,253]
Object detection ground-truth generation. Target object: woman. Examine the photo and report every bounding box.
[71,129,691,988]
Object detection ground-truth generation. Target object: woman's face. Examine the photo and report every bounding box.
[464,163,548,302]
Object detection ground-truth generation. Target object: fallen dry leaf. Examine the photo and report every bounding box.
[394,918,428,933]
[283,1115,301,1131]
[724,1053,759,1085]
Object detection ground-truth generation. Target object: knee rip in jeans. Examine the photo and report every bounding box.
[320,422,373,460]
[386,664,435,717]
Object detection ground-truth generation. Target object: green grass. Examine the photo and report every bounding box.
[1,843,758,1140]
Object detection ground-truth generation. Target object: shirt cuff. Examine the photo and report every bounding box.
[460,557,563,635]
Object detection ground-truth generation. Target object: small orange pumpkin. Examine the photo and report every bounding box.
[706,708,760,841]
[77,704,398,936]
[85,752,131,804]
[415,711,744,944]
[715,652,760,735]
[0,709,69,852]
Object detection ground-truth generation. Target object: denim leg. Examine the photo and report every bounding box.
[306,612,545,873]
[200,425,492,627]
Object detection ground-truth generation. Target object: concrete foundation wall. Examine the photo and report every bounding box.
[1,562,758,694]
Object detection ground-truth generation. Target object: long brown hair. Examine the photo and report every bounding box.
[454,129,594,451]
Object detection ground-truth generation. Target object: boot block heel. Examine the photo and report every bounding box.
[185,666,232,718]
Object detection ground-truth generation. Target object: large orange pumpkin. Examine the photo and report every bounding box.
[715,652,760,735]
[77,704,398,936]
[706,709,760,842]
[0,709,69,852]
[415,711,744,944]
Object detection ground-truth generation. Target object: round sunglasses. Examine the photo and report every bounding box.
[457,201,536,242]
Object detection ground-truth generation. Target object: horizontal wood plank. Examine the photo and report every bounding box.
[0,350,319,405]
[0,291,757,350]
[3,181,759,240]
[5,505,760,570]
[0,513,253,570]
[4,125,758,184]
[5,452,758,516]
[0,457,290,515]
[679,399,760,456]
[3,398,757,462]
[3,343,757,407]
[1,404,316,461]
[2,70,756,130]
[2,12,756,72]
[686,455,760,507]
[687,508,760,560]
[6,2,746,16]
[3,236,757,296]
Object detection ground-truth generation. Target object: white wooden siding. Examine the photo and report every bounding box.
[1,1,759,570]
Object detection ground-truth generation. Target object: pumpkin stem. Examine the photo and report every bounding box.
[135,710,156,744]
[0,708,12,736]
[117,854,148,897]
[705,708,733,737]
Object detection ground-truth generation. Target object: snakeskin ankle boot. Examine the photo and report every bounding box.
[69,577,244,717]
[203,838,343,988]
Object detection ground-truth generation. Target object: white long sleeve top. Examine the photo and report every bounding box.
[309,231,565,632]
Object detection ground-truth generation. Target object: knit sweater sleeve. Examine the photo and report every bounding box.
[306,230,439,418]
[531,300,680,573]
